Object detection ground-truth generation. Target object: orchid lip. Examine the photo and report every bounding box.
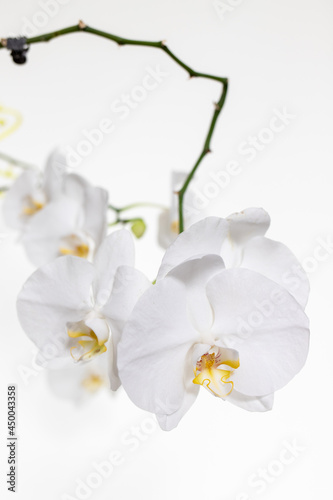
[22,198,44,215]
[67,321,109,362]
[193,346,240,398]
[59,234,90,259]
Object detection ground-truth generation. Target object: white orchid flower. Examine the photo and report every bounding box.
[17,230,150,391]
[157,208,309,308]
[118,217,310,431]
[3,149,108,266]
[158,171,204,249]
[47,354,112,403]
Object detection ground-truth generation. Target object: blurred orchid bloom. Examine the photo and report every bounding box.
[158,171,204,249]
[3,149,108,266]
[46,354,112,403]
[17,230,150,391]
[118,215,310,430]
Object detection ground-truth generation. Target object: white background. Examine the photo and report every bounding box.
[0,0,333,499]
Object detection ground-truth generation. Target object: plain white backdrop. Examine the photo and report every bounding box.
[0,0,332,499]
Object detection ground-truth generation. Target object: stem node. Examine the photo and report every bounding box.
[78,20,87,30]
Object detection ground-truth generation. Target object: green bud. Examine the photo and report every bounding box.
[131,219,146,238]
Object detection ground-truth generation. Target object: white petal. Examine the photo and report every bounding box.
[157,209,176,249]
[62,173,89,203]
[17,256,95,356]
[166,255,225,333]
[92,230,135,303]
[102,266,151,391]
[62,174,109,249]
[102,266,151,331]
[118,278,199,420]
[43,149,67,201]
[206,268,310,397]
[85,317,110,344]
[226,391,274,412]
[226,207,270,245]
[83,185,108,251]
[157,217,229,280]
[156,356,199,431]
[22,198,83,266]
[241,236,309,308]
[221,208,271,267]
[3,170,40,230]
[157,171,206,250]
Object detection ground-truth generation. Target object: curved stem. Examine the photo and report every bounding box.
[109,201,166,214]
[178,80,228,232]
[1,22,229,233]
[0,151,38,170]
[109,215,144,227]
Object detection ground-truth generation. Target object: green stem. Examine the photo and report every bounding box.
[109,216,144,226]
[1,22,229,233]
[178,80,228,232]
[0,152,38,170]
[109,201,166,214]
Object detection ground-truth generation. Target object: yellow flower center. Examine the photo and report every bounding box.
[193,349,240,398]
[68,327,107,362]
[0,167,15,179]
[60,243,90,258]
[170,220,179,234]
[81,374,106,392]
[59,234,90,259]
[23,199,44,215]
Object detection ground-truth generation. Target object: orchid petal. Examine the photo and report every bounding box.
[157,217,229,280]
[227,391,274,412]
[226,207,271,245]
[83,185,108,251]
[43,149,67,201]
[118,278,199,422]
[221,208,271,267]
[62,173,89,204]
[241,236,309,307]
[22,198,83,266]
[17,256,95,356]
[166,255,225,333]
[206,268,309,397]
[92,230,135,303]
[102,265,151,391]
[156,355,199,431]
[3,170,41,230]
[84,317,110,345]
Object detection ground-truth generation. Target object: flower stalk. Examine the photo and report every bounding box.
[1,22,229,233]
[0,151,37,171]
